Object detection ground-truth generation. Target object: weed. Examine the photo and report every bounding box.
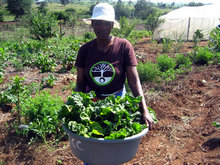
[161,38,173,53]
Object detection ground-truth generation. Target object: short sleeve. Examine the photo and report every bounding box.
[123,39,138,66]
[75,45,86,68]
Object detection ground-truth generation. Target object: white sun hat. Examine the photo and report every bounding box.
[83,3,120,29]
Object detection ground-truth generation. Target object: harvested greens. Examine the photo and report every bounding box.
[58,91,157,139]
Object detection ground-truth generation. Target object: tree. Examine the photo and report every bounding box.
[144,11,164,33]
[28,11,59,40]
[6,0,32,19]
[114,0,134,19]
[134,0,154,20]
[186,2,204,6]
[60,0,70,6]
[111,16,136,38]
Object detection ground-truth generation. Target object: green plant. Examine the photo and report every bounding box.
[127,30,151,45]
[156,54,176,72]
[10,58,24,71]
[160,68,176,82]
[194,46,213,65]
[111,16,136,38]
[137,62,160,83]
[41,73,57,88]
[62,42,80,70]
[59,92,157,139]
[21,90,63,143]
[84,32,96,42]
[209,27,220,52]
[144,11,164,33]
[213,121,220,128]
[10,76,25,123]
[173,35,184,53]
[35,53,57,72]
[175,54,192,68]
[0,11,3,22]
[6,0,32,19]
[0,67,5,84]
[161,38,173,53]
[29,11,59,40]
[193,29,204,48]
[212,52,220,64]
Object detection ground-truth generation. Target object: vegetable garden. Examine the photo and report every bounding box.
[0,1,220,165]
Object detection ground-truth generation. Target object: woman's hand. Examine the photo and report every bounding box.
[142,110,155,130]
[126,66,155,130]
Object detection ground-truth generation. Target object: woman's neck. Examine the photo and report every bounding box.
[96,36,114,52]
[96,36,112,46]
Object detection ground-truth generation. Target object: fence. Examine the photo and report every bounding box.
[0,22,92,40]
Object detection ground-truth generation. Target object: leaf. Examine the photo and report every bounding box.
[148,107,158,123]
[105,128,128,139]
[213,121,220,128]
[80,111,90,123]
[58,104,71,119]
[90,121,104,136]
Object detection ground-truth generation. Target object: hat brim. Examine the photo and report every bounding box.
[83,18,120,29]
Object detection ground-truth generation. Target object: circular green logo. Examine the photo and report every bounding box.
[89,61,115,86]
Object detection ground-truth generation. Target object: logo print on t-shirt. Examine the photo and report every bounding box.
[89,61,115,86]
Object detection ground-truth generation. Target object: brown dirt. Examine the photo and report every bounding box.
[0,39,220,165]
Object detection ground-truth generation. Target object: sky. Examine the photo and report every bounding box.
[124,0,220,4]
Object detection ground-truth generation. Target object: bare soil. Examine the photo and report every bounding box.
[0,39,220,165]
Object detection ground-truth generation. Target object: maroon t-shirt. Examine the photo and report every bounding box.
[75,37,138,95]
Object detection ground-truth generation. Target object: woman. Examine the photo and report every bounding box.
[74,3,154,129]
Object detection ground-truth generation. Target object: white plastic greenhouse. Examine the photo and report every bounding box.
[153,3,220,41]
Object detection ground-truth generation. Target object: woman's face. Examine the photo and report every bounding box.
[92,20,114,40]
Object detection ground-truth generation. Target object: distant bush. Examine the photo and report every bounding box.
[127,30,151,45]
[52,11,69,23]
[111,16,136,38]
[84,32,96,42]
[0,11,3,22]
[213,52,220,64]
[29,11,59,40]
[65,8,76,13]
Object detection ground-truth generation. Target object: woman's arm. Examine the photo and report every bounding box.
[126,66,154,129]
[74,67,86,92]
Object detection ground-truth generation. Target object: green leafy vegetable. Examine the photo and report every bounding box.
[59,91,157,139]
[213,121,220,128]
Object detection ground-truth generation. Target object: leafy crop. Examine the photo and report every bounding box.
[194,46,213,65]
[58,92,157,139]
[21,90,63,142]
[213,121,220,128]
[156,54,176,72]
[41,73,57,88]
[209,27,220,52]
[175,54,192,68]
[137,62,160,83]
[35,53,57,72]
